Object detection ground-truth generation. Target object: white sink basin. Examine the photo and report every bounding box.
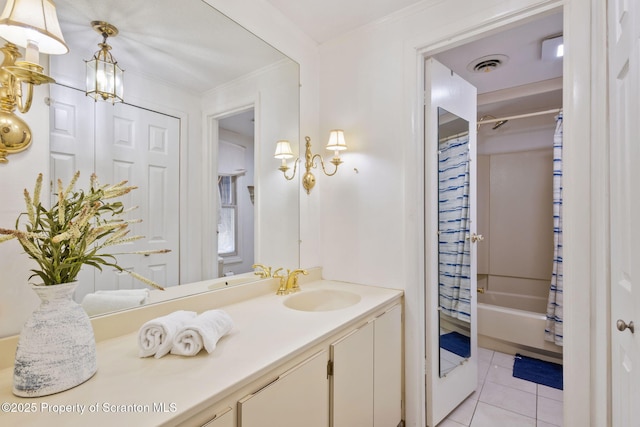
[283,289,361,312]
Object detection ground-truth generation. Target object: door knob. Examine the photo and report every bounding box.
[616,319,635,333]
[470,234,484,243]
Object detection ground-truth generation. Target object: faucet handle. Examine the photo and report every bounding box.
[288,269,308,292]
[252,263,272,278]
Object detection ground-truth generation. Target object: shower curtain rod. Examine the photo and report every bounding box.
[439,131,469,143]
[478,107,562,125]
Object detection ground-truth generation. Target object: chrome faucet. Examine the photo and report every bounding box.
[273,268,308,295]
[252,264,272,278]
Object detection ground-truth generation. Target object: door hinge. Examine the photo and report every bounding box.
[327,360,334,378]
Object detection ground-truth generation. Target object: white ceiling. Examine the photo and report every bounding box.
[265,0,423,44]
[52,0,288,94]
[433,12,563,97]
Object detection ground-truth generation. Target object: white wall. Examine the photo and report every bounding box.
[0,83,51,337]
[486,149,554,280]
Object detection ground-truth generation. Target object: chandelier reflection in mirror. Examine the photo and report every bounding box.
[0,0,68,163]
[85,21,123,104]
[275,130,347,194]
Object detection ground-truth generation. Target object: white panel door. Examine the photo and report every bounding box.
[94,102,180,291]
[49,85,96,302]
[49,85,95,186]
[608,0,640,425]
[424,57,478,426]
[331,321,374,427]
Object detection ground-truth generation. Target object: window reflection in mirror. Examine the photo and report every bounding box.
[437,107,472,377]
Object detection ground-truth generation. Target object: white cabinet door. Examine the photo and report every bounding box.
[238,350,328,427]
[331,321,375,427]
[201,407,233,427]
[331,304,402,427]
[374,304,402,427]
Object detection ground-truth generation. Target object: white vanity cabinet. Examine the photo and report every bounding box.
[0,279,403,427]
[201,407,234,427]
[330,304,402,427]
[237,350,328,427]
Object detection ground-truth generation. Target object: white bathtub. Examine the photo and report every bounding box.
[477,290,562,361]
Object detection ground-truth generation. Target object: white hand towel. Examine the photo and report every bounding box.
[82,289,150,316]
[138,310,198,358]
[170,310,234,356]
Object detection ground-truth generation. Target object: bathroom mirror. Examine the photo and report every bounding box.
[437,107,472,377]
[0,0,300,334]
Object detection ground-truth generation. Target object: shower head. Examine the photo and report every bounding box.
[492,119,508,130]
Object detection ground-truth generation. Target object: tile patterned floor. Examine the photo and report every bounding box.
[438,348,563,427]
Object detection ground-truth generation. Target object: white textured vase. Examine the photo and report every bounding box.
[13,282,97,397]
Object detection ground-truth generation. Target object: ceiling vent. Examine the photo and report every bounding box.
[467,54,509,73]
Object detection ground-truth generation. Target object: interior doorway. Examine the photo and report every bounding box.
[216,108,256,277]
[425,10,565,425]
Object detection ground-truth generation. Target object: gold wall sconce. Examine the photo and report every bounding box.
[274,130,348,194]
[0,0,68,163]
[85,21,124,104]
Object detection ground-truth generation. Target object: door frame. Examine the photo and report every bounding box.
[403,1,608,426]
[203,101,259,279]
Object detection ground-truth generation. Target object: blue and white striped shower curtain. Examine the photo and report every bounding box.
[545,113,563,345]
[438,135,471,323]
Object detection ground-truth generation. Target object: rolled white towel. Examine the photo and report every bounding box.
[170,310,234,356]
[82,289,150,316]
[138,310,198,358]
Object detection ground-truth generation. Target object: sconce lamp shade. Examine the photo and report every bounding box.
[274,140,294,159]
[0,0,68,55]
[326,129,347,152]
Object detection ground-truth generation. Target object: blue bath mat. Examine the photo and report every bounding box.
[513,353,563,390]
[439,331,470,358]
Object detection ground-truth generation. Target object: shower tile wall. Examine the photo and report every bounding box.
[478,149,554,300]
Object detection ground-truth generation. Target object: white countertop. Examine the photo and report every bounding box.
[0,279,402,426]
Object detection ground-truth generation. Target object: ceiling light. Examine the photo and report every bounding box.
[541,35,563,60]
[85,21,124,104]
